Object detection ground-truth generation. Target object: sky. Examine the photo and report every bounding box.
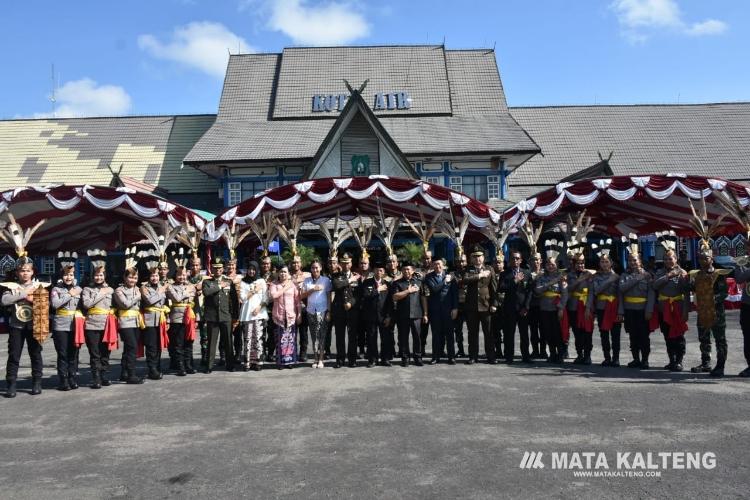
[1,0,748,119]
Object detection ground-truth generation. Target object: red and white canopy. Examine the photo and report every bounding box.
[503,174,750,236]
[207,176,500,241]
[0,185,206,252]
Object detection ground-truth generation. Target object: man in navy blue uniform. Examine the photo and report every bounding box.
[422,258,459,364]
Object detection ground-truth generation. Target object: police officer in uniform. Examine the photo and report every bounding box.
[498,250,533,363]
[331,253,361,368]
[202,258,235,373]
[361,261,393,366]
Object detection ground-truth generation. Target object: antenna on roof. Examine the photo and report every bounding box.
[442,35,445,46]
[48,63,58,118]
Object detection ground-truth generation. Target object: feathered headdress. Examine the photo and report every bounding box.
[715,188,750,238]
[346,212,375,260]
[590,238,613,258]
[519,217,544,257]
[688,195,726,258]
[544,237,565,261]
[436,210,471,259]
[319,211,352,260]
[224,219,256,260]
[480,218,511,262]
[0,213,46,266]
[247,213,279,258]
[175,217,204,259]
[139,220,182,265]
[566,211,593,257]
[655,230,678,253]
[137,249,159,271]
[373,198,399,257]
[124,246,139,271]
[403,207,442,254]
[276,210,303,257]
[87,249,107,271]
[621,233,639,256]
[56,251,78,271]
[172,248,188,268]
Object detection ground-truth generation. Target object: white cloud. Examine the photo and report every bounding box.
[611,0,728,42]
[268,0,370,45]
[685,19,728,36]
[138,21,254,78]
[35,78,132,118]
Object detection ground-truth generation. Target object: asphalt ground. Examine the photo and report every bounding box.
[1,311,748,499]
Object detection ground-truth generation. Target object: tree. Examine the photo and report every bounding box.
[281,244,318,268]
[396,241,423,266]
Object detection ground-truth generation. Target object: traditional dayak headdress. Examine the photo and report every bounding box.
[224,218,256,261]
[621,233,640,256]
[172,248,188,268]
[247,213,279,258]
[715,188,750,266]
[688,195,726,259]
[437,208,471,259]
[480,217,511,262]
[276,209,303,257]
[176,217,204,260]
[373,199,399,258]
[519,216,544,258]
[403,206,442,255]
[56,251,78,272]
[139,219,182,268]
[87,249,108,271]
[544,236,565,261]
[319,211,352,260]
[566,211,593,258]
[590,238,613,259]
[346,212,375,260]
[0,213,46,267]
[123,246,139,271]
[655,230,678,253]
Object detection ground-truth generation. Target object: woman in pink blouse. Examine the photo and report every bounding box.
[268,264,302,369]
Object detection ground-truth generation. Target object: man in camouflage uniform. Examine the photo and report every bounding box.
[690,246,729,377]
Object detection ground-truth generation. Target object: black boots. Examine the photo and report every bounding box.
[583,350,592,365]
[5,379,17,398]
[641,353,650,369]
[148,367,163,380]
[175,361,187,377]
[627,351,641,368]
[573,350,584,364]
[31,377,42,395]
[91,370,102,389]
[57,375,71,391]
[710,354,725,378]
[69,376,79,390]
[185,355,196,375]
[611,350,620,367]
[200,347,208,367]
[601,350,612,367]
[672,354,683,372]
[691,358,712,373]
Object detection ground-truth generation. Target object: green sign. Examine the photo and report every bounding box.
[351,155,370,176]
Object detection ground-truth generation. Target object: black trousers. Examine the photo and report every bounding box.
[420,321,430,355]
[624,309,650,358]
[467,310,494,362]
[142,326,161,371]
[168,323,186,367]
[741,304,750,366]
[333,308,359,363]
[53,329,78,380]
[6,325,43,381]
[596,309,622,358]
[568,322,594,355]
[431,314,455,360]
[491,309,503,356]
[325,317,333,354]
[207,321,234,369]
[365,319,391,362]
[539,310,563,359]
[397,317,422,360]
[84,329,110,375]
[298,311,309,357]
[119,327,139,375]
[528,305,546,354]
[453,308,466,354]
[503,310,529,361]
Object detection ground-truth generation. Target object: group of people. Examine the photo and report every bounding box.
[3,231,750,398]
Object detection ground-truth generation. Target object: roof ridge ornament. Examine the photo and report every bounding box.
[343,79,369,95]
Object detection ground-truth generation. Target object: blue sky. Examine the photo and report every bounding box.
[1,0,747,118]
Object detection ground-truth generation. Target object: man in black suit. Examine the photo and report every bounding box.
[361,262,393,367]
[498,250,533,363]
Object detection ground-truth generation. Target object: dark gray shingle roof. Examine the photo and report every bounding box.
[185,46,538,164]
[508,103,750,189]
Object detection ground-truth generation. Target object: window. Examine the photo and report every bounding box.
[422,176,442,186]
[487,175,501,200]
[265,181,279,190]
[227,182,241,206]
[41,257,55,276]
[456,176,488,201]
[449,176,462,191]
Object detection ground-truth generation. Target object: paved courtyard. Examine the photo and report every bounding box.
[1,311,748,499]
